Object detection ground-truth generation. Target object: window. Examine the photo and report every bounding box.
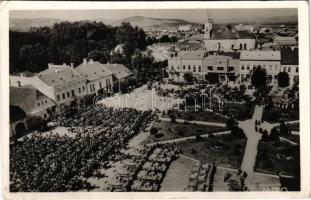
[296,67,298,73]
[183,65,185,70]
[78,87,81,94]
[62,93,65,100]
[99,81,102,89]
[57,95,60,101]
[288,67,291,73]
[45,100,47,104]
[89,84,95,93]
[44,114,47,119]
[37,102,40,107]
[71,90,75,96]
[228,67,234,71]
[82,86,85,92]
[241,66,245,70]
[217,67,224,71]
[193,66,196,72]
[188,65,191,70]
[208,66,213,71]
[67,91,70,98]
[17,81,21,87]
[247,66,250,70]
[177,66,180,70]
[198,66,201,72]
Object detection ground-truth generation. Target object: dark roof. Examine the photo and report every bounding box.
[235,30,256,39]
[218,52,241,59]
[75,61,112,81]
[281,47,299,65]
[10,105,26,122]
[212,28,237,39]
[10,85,50,113]
[211,27,255,40]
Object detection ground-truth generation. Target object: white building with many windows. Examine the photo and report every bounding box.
[35,64,87,104]
[76,59,113,96]
[168,51,206,81]
[239,50,281,83]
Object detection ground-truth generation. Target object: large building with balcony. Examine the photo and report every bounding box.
[167,51,240,83]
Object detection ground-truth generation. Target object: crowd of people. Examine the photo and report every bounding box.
[10,106,155,192]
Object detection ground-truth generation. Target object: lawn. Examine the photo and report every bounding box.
[281,134,300,144]
[145,120,228,143]
[262,107,299,123]
[173,135,247,169]
[255,140,300,177]
[163,109,228,123]
[160,156,196,191]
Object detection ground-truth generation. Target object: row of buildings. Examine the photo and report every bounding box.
[10,59,133,137]
[167,47,298,85]
[167,17,299,86]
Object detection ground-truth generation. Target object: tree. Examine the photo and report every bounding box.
[87,50,110,64]
[279,122,289,135]
[150,127,158,135]
[26,116,48,132]
[184,72,194,83]
[269,127,280,140]
[206,73,219,84]
[251,67,267,88]
[277,72,290,87]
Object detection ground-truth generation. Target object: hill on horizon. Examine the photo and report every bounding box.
[10,14,297,31]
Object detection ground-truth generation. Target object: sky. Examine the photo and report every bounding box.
[10,9,297,23]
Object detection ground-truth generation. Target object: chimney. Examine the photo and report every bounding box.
[291,46,294,51]
[90,59,94,64]
[20,73,24,77]
[62,63,66,67]
[48,63,53,68]
[83,58,87,66]
[70,63,74,68]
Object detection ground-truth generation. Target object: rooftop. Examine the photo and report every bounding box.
[10,85,52,114]
[36,65,84,86]
[240,50,281,61]
[173,50,206,60]
[75,60,113,81]
[105,64,133,80]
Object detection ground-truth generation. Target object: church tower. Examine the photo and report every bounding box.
[204,12,213,40]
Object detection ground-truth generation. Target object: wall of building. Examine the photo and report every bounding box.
[239,60,281,82]
[87,75,113,95]
[54,78,87,104]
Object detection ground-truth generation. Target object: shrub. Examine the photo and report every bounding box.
[26,116,48,132]
[195,135,203,141]
[155,133,164,138]
[150,127,158,135]
[191,148,197,154]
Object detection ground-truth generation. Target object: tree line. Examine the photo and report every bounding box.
[10,21,167,82]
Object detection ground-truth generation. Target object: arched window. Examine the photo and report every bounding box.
[240,43,242,50]
[244,43,247,50]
